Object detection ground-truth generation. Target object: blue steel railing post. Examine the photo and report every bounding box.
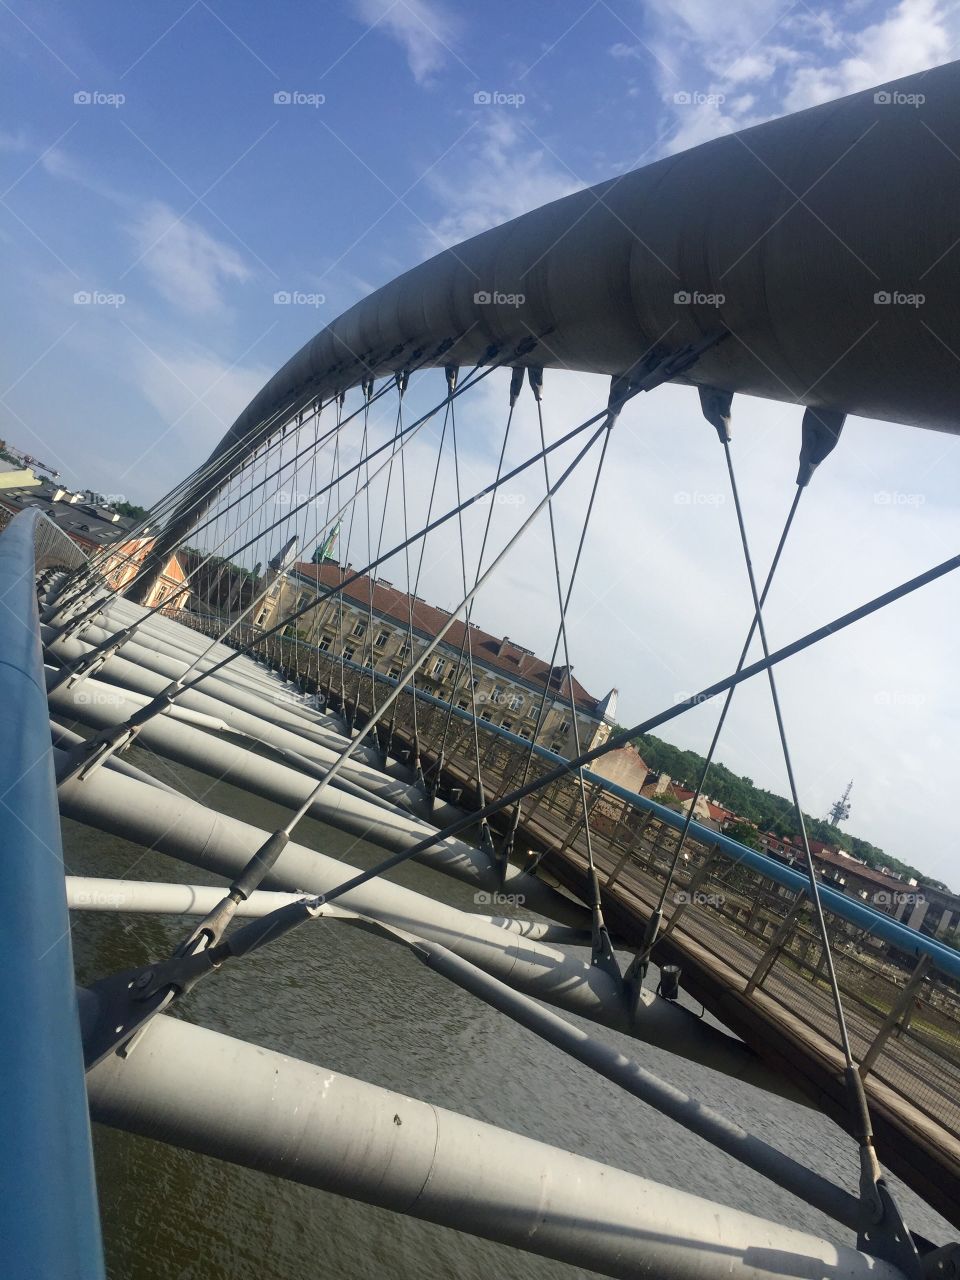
[0,509,105,1278]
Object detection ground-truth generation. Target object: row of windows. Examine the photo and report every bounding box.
[305,610,575,737]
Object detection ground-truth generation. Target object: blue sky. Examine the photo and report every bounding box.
[3,0,960,884]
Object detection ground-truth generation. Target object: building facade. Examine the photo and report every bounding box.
[256,558,618,756]
[0,479,187,612]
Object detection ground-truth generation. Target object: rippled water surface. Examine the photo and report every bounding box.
[66,757,953,1279]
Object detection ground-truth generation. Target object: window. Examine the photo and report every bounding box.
[501,720,513,732]
[297,592,312,611]
[557,717,570,734]
[396,643,410,660]
[351,621,367,638]
[519,728,531,740]
[343,645,355,662]
[457,698,469,710]
[363,658,374,670]
[480,710,493,722]
[471,676,481,691]
[255,609,268,626]
[388,667,402,680]
[318,636,331,652]
[508,692,524,711]
[374,629,390,648]
[492,684,505,704]
[431,658,446,678]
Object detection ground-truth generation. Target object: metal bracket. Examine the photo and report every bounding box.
[859,1177,923,1278]
[698,386,733,442]
[81,898,318,1070]
[797,406,846,487]
[610,331,729,415]
[48,623,138,692]
[921,1243,960,1278]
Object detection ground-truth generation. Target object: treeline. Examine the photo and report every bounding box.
[628,730,949,892]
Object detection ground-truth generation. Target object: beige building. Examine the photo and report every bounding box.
[256,558,618,756]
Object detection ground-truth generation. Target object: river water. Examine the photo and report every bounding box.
[66,754,953,1279]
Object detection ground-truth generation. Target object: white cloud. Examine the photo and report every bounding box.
[353,0,461,85]
[129,202,250,314]
[426,115,582,248]
[630,0,960,156]
[131,345,272,465]
[784,0,955,110]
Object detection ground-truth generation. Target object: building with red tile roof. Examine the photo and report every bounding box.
[257,558,619,755]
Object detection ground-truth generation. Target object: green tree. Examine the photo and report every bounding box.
[112,500,149,521]
[724,819,761,850]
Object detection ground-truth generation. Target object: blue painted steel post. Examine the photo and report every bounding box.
[0,509,105,1278]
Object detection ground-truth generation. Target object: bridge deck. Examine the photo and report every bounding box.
[434,750,960,1232]
[173,619,960,1233]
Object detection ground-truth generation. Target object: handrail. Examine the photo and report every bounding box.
[269,628,960,983]
[0,508,105,1278]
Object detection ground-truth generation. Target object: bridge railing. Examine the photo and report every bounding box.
[176,612,960,1143]
[0,509,105,1279]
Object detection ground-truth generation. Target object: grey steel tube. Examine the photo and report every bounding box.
[0,511,104,1279]
[48,674,584,924]
[412,934,860,1229]
[56,758,799,1096]
[46,628,462,823]
[86,1014,905,1280]
[131,62,960,601]
[63,875,588,944]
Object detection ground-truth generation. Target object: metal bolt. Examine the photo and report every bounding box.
[134,969,154,989]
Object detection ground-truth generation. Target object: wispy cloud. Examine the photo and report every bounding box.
[353,0,461,85]
[426,115,582,248]
[618,0,960,154]
[784,0,956,110]
[128,202,251,314]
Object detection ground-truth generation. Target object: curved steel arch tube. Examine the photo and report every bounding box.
[133,60,960,599]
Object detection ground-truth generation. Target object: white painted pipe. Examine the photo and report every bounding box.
[48,673,583,925]
[58,756,805,1097]
[63,876,587,944]
[85,1014,904,1280]
[45,633,460,823]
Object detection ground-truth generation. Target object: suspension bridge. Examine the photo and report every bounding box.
[4,59,960,1280]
